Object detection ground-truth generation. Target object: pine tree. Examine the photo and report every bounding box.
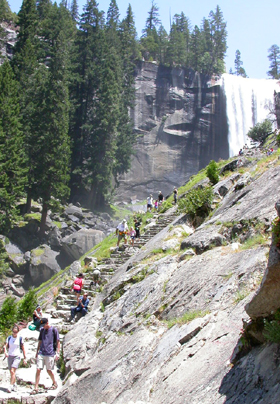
[234,49,247,78]
[267,44,280,79]
[141,0,161,62]
[0,61,26,232]
[208,5,227,75]
[70,0,79,22]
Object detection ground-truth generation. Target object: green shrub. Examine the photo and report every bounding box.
[165,310,209,329]
[263,310,280,343]
[247,119,272,144]
[178,186,214,222]
[272,217,280,249]
[17,289,38,321]
[206,160,219,185]
[0,297,18,333]
[159,201,173,213]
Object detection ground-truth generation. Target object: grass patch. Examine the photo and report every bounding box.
[234,289,250,304]
[24,212,41,221]
[165,309,209,329]
[32,248,45,257]
[239,234,267,250]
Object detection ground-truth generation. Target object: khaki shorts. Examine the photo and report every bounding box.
[8,356,21,370]
[37,354,55,370]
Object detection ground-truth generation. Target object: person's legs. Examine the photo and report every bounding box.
[81,308,88,316]
[71,307,77,319]
[10,367,16,385]
[34,368,41,390]
[47,370,57,386]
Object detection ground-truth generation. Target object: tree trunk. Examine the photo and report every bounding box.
[39,201,48,238]
[25,193,32,214]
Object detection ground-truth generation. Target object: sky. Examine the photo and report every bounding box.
[7,0,280,79]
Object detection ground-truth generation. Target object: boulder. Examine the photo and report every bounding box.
[180,226,225,254]
[2,237,28,274]
[48,226,62,248]
[61,229,105,261]
[246,236,280,319]
[65,205,84,220]
[29,245,61,286]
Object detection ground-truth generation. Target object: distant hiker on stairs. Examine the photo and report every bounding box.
[116,219,128,248]
[72,273,84,303]
[70,292,89,323]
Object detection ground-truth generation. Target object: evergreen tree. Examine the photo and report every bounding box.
[70,0,79,22]
[267,44,280,79]
[189,25,203,72]
[166,13,190,67]
[141,0,161,61]
[208,5,227,75]
[234,49,247,77]
[0,61,26,232]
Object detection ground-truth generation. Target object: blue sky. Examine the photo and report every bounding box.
[8,0,279,79]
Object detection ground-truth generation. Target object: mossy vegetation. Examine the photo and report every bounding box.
[165,310,209,329]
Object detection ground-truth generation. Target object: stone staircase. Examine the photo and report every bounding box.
[53,212,179,322]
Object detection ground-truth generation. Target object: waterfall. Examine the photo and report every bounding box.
[221,73,280,157]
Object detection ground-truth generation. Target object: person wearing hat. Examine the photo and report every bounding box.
[116,219,128,247]
[70,292,90,323]
[31,318,60,395]
[173,187,178,204]
[158,191,164,206]
[147,195,153,211]
[33,305,43,328]
[72,273,85,304]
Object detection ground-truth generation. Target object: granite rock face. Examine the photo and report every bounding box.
[115,62,229,201]
[53,161,280,404]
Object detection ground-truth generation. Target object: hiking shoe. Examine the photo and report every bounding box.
[12,384,17,391]
[7,385,12,393]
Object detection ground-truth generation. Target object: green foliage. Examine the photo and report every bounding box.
[206,160,219,185]
[165,310,209,329]
[17,289,38,321]
[267,44,280,79]
[239,234,267,251]
[234,49,247,78]
[178,186,214,221]
[159,201,173,213]
[272,217,280,249]
[247,119,272,144]
[0,297,18,333]
[264,310,280,343]
[0,61,27,233]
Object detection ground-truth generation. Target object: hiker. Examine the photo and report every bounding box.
[72,273,84,303]
[129,226,136,246]
[158,191,164,206]
[70,292,89,323]
[154,200,158,211]
[173,187,178,204]
[31,318,60,395]
[4,325,27,393]
[147,195,153,211]
[33,305,43,328]
[116,219,128,247]
[92,269,101,286]
[134,218,141,240]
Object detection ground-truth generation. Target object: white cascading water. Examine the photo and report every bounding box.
[221,73,280,157]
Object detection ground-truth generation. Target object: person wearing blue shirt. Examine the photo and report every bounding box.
[70,292,89,322]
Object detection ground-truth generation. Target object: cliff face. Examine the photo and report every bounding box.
[115,62,229,201]
[53,152,280,404]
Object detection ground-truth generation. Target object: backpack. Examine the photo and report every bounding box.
[8,335,23,353]
[52,328,57,352]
